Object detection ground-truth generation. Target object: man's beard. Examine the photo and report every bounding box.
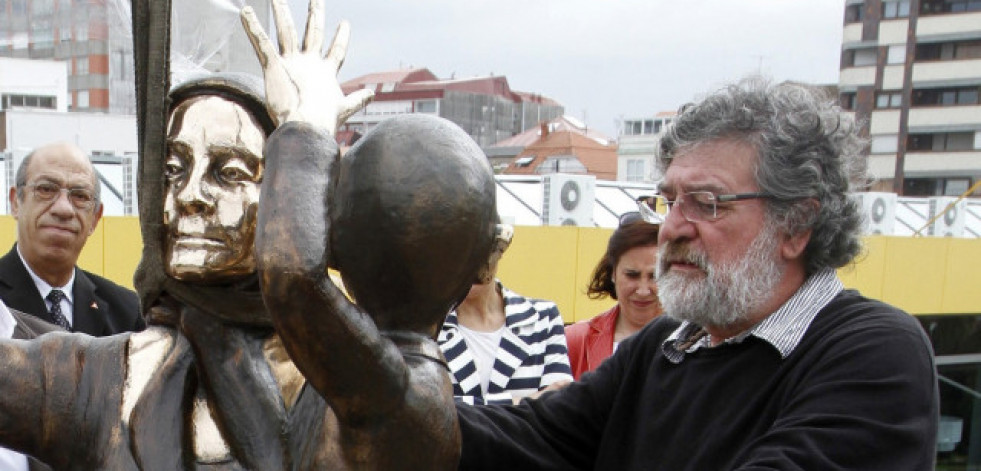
[656,223,784,330]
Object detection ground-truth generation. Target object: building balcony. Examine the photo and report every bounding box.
[908,105,981,131]
[867,150,981,180]
[917,11,981,40]
[913,58,981,87]
[905,150,981,176]
[842,23,864,45]
[840,66,877,88]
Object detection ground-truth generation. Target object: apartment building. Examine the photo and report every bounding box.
[839,0,981,196]
[615,111,675,183]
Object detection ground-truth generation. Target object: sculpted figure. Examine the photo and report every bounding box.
[0,0,488,469]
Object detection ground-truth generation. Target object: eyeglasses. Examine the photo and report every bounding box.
[652,191,773,223]
[23,181,98,210]
[619,197,666,227]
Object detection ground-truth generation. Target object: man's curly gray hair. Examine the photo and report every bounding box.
[655,76,869,274]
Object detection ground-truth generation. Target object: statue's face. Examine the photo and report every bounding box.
[163,95,265,283]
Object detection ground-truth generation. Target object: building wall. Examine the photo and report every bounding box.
[0,57,69,112]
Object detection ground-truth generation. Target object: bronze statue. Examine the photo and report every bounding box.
[0,0,493,468]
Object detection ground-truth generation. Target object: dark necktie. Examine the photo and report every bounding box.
[46,289,72,330]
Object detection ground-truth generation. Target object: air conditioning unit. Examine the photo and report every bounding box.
[928,197,966,237]
[853,192,897,235]
[541,174,595,226]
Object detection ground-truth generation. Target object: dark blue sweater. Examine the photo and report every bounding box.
[457,290,939,470]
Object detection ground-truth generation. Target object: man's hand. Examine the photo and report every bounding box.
[241,0,373,133]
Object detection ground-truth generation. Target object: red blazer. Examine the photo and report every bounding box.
[565,305,619,380]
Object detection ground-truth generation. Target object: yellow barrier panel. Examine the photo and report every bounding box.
[1,216,978,320]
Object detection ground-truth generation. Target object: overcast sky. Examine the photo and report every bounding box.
[284,0,846,137]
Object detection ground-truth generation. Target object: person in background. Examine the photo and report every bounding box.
[455,76,938,470]
[439,224,573,405]
[0,142,143,335]
[566,214,660,380]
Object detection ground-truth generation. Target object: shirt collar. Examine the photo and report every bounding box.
[662,268,843,363]
[17,245,75,304]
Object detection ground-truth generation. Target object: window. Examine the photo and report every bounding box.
[625,159,646,182]
[883,0,911,18]
[840,92,857,110]
[622,120,644,136]
[907,132,975,151]
[845,4,864,22]
[912,87,981,106]
[916,40,981,61]
[76,90,89,108]
[75,56,88,75]
[844,47,878,67]
[887,45,906,64]
[921,0,981,14]
[1,93,57,110]
[514,156,534,167]
[875,91,903,108]
[415,100,437,113]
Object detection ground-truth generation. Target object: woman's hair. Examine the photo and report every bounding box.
[586,221,660,300]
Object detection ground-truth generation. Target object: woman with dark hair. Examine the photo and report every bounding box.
[565,214,661,380]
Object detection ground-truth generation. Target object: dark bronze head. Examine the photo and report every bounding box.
[330,114,497,336]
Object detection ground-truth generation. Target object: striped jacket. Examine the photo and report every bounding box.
[438,281,573,405]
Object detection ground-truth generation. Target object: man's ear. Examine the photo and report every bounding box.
[88,203,104,235]
[780,228,811,261]
[8,187,19,216]
[780,198,819,261]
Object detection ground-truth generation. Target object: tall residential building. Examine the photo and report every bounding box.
[839,0,981,196]
[340,68,564,148]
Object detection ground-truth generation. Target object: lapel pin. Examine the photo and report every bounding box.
[90,302,99,310]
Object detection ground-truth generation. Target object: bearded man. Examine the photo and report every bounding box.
[455,77,939,471]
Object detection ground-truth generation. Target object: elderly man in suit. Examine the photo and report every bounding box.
[1,142,143,335]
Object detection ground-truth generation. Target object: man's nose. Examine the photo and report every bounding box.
[48,189,77,216]
[658,201,696,244]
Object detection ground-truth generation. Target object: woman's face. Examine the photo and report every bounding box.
[613,244,661,328]
[162,95,266,283]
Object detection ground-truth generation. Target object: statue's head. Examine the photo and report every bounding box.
[163,76,275,284]
[330,114,497,337]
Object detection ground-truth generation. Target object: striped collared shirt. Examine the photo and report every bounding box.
[662,268,844,363]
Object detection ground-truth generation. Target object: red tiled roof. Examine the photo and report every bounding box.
[492,115,614,148]
[341,68,438,94]
[503,124,618,181]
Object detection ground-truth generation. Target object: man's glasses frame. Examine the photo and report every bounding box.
[22,181,99,210]
[643,191,774,223]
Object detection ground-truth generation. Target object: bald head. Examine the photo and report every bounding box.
[16,142,101,202]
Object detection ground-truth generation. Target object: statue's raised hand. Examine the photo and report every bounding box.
[241,0,372,133]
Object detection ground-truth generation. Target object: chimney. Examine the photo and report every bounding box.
[540,121,549,138]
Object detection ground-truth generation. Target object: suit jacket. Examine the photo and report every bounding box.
[0,244,144,336]
[565,304,619,380]
[9,307,60,471]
